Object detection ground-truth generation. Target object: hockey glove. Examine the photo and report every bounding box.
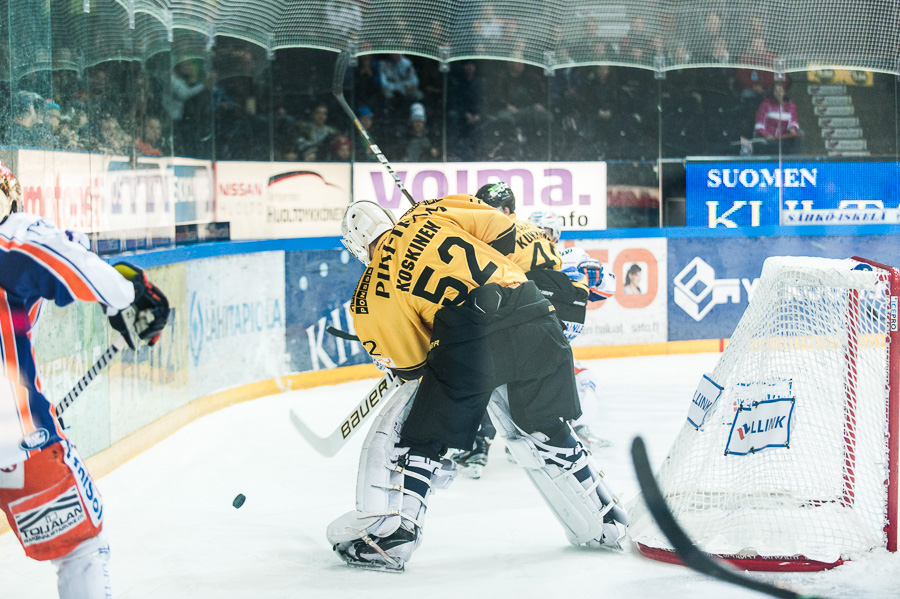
[578,259,615,302]
[108,262,170,349]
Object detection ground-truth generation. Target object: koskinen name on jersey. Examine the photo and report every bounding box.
[389,219,441,294]
[352,210,444,309]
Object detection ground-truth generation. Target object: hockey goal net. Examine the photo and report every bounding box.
[629,256,899,571]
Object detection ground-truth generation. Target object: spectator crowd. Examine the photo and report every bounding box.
[0,10,816,163]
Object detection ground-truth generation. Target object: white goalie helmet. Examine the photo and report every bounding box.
[0,162,21,221]
[341,200,396,265]
[528,210,563,243]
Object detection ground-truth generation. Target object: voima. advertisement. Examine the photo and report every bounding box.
[215,162,351,239]
[561,238,667,346]
[686,161,900,228]
[352,161,607,231]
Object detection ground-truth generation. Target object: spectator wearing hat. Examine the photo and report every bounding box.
[354,105,380,161]
[330,135,352,161]
[403,102,439,161]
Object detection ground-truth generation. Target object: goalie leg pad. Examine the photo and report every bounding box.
[327,380,457,569]
[488,386,627,548]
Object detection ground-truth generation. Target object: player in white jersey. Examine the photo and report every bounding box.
[0,162,170,599]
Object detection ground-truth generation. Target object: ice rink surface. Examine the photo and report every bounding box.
[3,353,899,598]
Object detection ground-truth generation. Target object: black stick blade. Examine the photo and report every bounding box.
[631,437,821,599]
[326,326,359,342]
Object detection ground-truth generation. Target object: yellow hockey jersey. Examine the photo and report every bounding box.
[350,195,527,377]
[509,215,562,272]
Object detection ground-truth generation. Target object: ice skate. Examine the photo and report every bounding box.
[573,424,612,451]
[449,435,490,479]
[333,523,420,572]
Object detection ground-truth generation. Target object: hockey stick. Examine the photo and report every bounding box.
[290,370,402,457]
[332,51,416,207]
[630,437,829,599]
[55,336,128,428]
[326,326,359,342]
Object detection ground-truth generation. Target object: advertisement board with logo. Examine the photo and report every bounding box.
[187,253,287,396]
[352,161,608,231]
[215,162,351,239]
[686,161,900,228]
[284,248,368,372]
[561,238,667,346]
[14,150,213,237]
[667,233,900,341]
[167,157,215,224]
[16,149,103,232]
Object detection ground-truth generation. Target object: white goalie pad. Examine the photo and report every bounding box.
[326,379,457,546]
[487,385,627,547]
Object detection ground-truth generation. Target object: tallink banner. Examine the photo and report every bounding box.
[687,161,900,228]
[667,234,900,341]
[285,249,368,372]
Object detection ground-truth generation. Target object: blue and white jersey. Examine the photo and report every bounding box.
[0,213,134,468]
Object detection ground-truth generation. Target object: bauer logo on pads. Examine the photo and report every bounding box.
[725,397,795,456]
[686,374,723,429]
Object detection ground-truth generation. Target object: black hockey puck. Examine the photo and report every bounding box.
[232,493,246,509]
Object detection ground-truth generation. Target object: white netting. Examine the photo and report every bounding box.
[23,0,900,73]
[629,256,896,566]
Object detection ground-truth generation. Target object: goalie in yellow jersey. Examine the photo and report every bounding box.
[326,195,627,572]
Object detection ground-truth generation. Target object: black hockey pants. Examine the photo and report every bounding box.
[399,281,580,459]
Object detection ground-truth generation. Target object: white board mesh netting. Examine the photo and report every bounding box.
[25,0,900,72]
[628,256,896,565]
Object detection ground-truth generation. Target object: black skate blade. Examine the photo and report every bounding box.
[343,558,405,573]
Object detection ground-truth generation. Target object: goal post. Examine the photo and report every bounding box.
[628,255,899,571]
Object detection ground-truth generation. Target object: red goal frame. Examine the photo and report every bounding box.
[636,256,899,572]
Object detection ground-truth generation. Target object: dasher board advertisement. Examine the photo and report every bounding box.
[215,162,351,239]
[15,149,211,233]
[561,238,667,347]
[352,161,608,231]
[687,160,900,228]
